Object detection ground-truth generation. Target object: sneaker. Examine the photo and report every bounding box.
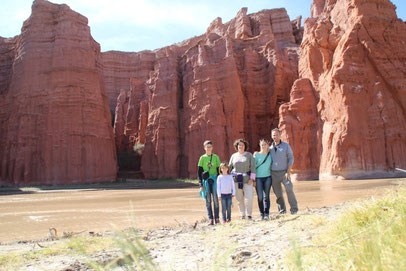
[223,220,227,224]
[291,211,298,215]
[240,216,246,220]
[215,219,220,224]
[208,219,214,225]
[264,214,269,220]
[260,214,265,220]
[227,219,231,223]
[247,216,252,220]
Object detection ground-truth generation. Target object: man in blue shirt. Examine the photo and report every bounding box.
[270,128,298,214]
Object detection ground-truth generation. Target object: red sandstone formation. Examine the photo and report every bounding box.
[102,51,155,114]
[280,0,406,180]
[109,8,301,178]
[3,0,403,182]
[0,0,117,186]
[279,78,320,180]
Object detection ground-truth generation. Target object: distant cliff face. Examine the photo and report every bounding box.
[1,0,405,185]
[280,0,406,180]
[0,0,117,186]
[107,8,302,178]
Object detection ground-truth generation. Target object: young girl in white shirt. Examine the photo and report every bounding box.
[217,163,236,223]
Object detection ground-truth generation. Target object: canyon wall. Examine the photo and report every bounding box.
[108,8,302,178]
[280,0,406,180]
[0,0,117,186]
[2,0,405,184]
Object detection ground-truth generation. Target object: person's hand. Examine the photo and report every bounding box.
[285,172,291,181]
[248,179,254,185]
[200,186,204,191]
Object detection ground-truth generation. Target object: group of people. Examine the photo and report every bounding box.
[197,128,298,225]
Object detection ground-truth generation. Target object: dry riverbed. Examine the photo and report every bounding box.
[0,202,352,271]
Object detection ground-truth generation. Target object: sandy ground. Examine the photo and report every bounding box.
[1,202,352,271]
[1,178,405,270]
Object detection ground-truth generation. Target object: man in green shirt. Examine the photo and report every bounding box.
[198,140,221,225]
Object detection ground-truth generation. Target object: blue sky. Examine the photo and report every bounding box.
[1,0,405,52]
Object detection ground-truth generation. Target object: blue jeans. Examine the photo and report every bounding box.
[220,194,232,221]
[205,182,219,219]
[256,176,272,215]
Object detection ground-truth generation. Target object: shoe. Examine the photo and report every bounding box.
[208,219,214,225]
[247,216,252,220]
[260,214,265,220]
[264,214,269,220]
[240,216,246,219]
[215,219,220,224]
[227,219,231,223]
[223,220,226,224]
[291,211,298,215]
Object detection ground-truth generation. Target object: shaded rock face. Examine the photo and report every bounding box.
[110,8,301,178]
[280,0,406,180]
[102,51,155,115]
[0,0,117,185]
[279,78,321,180]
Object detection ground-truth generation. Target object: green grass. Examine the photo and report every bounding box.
[286,186,406,270]
[90,226,159,271]
[0,236,117,271]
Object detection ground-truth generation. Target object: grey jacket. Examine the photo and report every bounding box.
[270,141,294,171]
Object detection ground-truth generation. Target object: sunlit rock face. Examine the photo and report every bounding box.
[3,0,403,183]
[0,0,117,186]
[280,0,406,180]
[108,8,302,178]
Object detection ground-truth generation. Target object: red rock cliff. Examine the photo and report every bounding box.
[0,0,117,186]
[280,0,406,180]
[110,8,301,178]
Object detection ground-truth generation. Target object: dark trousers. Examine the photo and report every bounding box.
[205,182,219,219]
[255,176,272,215]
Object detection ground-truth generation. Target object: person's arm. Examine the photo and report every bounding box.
[197,156,204,188]
[217,176,222,198]
[249,153,256,180]
[287,144,294,167]
[286,144,294,179]
[228,154,234,172]
[215,155,220,175]
[198,166,204,186]
[231,176,236,196]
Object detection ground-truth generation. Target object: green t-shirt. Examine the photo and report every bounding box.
[254,152,272,178]
[198,154,221,175]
